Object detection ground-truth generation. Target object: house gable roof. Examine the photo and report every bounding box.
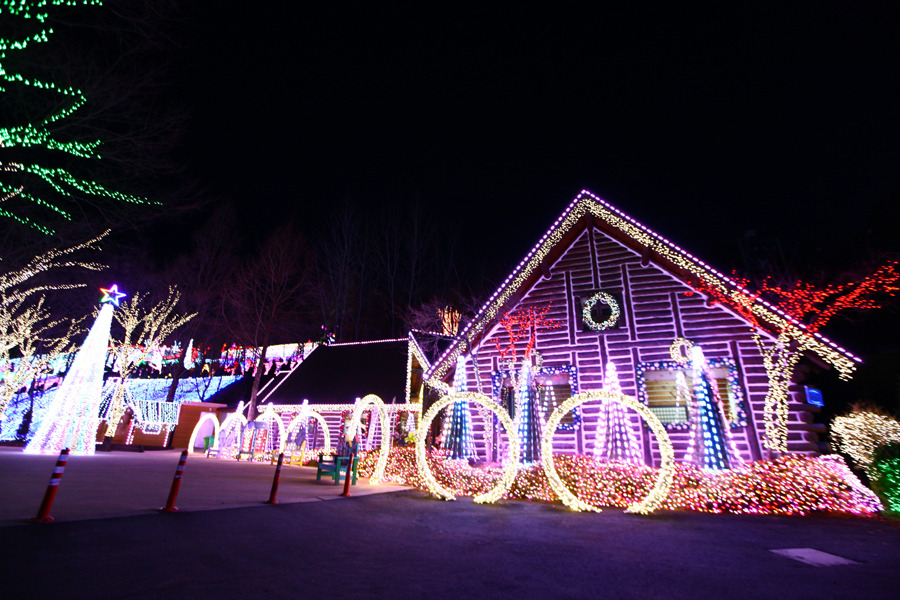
[261,339,410,406]
[408,329,456,368]
[425,190,860,384]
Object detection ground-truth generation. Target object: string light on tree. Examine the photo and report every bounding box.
[0,0,157,235]
[872,452,900,514]
[830,408,900,477]
[103,287,195,437]
[695,262,899,455]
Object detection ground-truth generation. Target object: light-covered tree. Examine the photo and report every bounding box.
[493,304,561,465]
[0,0,162,240]
[0,232,105,420]
[103,286,195,435]
[593,360,642,463]
[698,260,900,455]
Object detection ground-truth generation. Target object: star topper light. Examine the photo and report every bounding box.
[100,284,126,306]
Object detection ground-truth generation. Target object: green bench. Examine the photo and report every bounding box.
[316,453,358,485]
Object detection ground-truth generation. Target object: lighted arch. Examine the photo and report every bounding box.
[541,390,675,515]
[216,410,248,457]
[188,413,221,455]
[415,392,520,504]
[254,404,287,453]
[347,394,390,484]
[286,409,332,454]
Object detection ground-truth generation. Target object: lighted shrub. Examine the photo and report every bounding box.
[358,447,882,516]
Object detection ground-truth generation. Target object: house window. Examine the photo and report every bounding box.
[636,359,746,429]
[492,365,581,431]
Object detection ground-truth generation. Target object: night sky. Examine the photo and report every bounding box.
[181,3,899,276]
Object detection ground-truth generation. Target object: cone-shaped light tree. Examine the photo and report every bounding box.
[516,359,544,465]
[443,355,476,460]
[24,286,122,455]
[673,370,692,424]
[592,360,642,463]
[683,346,742,470]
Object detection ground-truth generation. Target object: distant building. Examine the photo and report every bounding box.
[253,334,453,453]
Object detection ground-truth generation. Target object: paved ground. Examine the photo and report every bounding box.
[0,446,405,524]
[2,446,899,599]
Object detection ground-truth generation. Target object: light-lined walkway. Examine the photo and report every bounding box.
[0,446,407,525]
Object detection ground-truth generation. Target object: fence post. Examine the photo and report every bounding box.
[340,453,354,497]
[31,449,70,523]
[265,452,284,504]
[160,450,188,512]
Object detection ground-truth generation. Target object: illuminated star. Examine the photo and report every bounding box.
[100,284,126,306]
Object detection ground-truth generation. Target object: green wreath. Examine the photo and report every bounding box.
[582,291,620,331]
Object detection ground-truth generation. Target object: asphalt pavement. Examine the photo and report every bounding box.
[1,446,898,599]
[0,446,406,524]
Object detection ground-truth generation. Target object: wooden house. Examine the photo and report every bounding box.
[423,190,860,466]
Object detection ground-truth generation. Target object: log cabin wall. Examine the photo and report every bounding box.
[462,227,818,466]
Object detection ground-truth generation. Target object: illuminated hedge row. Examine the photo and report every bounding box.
[358,447,882,516]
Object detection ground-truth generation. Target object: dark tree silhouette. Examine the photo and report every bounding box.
[153,203,239,403]
[222,221,317,420]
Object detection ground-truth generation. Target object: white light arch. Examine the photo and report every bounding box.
[415,392,520,504]
[541,390,675,514]
[188,412,221,454]
[347,394,390,484]
[216,409,248,457]
[254,404,287,454]
[286,409,332,454]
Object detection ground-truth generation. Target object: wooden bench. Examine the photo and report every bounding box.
[316,453,358,486]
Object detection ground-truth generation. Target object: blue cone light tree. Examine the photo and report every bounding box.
[684,346,742,470]
[444,355,476,461]
[516,359,544,465]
